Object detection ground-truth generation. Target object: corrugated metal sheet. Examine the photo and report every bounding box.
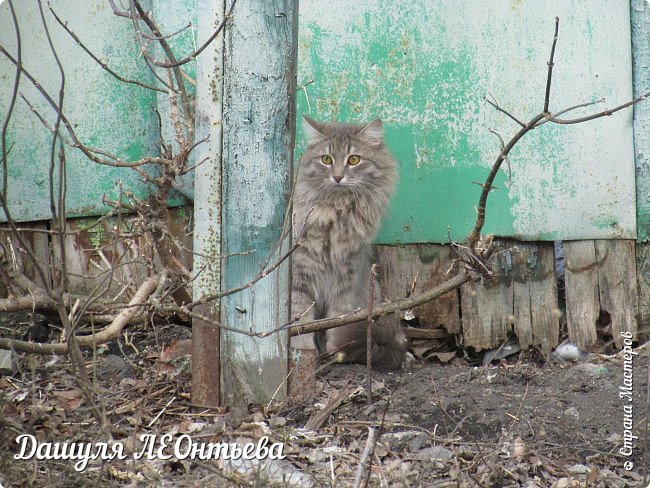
[297,0,635,243]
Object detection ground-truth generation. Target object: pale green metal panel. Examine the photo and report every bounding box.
[297,0,635,244]
[632,0,650,242]
[0,0,188,223]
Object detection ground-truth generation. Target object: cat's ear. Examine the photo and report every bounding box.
[302,115,326,143]
[357,119,384,147]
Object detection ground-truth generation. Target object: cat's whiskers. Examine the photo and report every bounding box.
[345,180,377,201]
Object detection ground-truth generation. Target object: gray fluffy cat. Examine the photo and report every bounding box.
[291,116,406,369]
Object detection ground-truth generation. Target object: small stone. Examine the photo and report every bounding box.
[553,478,572,488]
[407,432,428,452]
[567,464,589,474]
[307,449,328,463]
[96,354,132,380]
[412,445,453,461]
[382,430,421,451]
[0,349,14,375]
[553,342,589,361]
[564,407,580,420]
[362,399,387,416]
[268,416,287,428]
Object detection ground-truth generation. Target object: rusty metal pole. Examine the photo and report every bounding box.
[191,0,227,407]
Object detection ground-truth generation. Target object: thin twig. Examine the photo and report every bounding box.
[546,92,650,125]
[49,7,166,93]
[543,17,560,113]
[138,0,237,69]
[468,18,561,251]
[0,1,52,291]
[534,97,605,127]
[488,127,511,181]
[141,22,192,41]
[0,45,169,168]
[287,271,474,338]
[466,112,545,251]
[0,276,159,354]
[366,264,377,406]
[353,427,377,488]
[484,93,526,128]
[132,0,193,125]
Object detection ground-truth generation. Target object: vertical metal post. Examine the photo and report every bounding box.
[631,0,650,342]
[220,0,297,403]
[191,0,226,406]
[632,0,650,239]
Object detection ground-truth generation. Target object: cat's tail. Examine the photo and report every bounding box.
[326,319,407,370]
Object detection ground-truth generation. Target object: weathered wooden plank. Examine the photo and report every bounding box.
[0,223,51,291]
[636,243,650,343]
[53,219,131,297]
[595,240,638,347]
[376,244,460,333]
[191,0,226,407]
[564,240,639,350]
[219,0,297,404]
[460,240,558,353]
[51,222,88,294]
[166,207,193,272]
[511,244,533,350]
[46,209,186,297]
[512,243,558,357]
[29,223,52,290]
[461,240,513,351]
[287,347,317,400]
[563,240,599,350]
[461,278,512,352]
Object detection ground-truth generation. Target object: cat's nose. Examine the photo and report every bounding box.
[333,175,343,183]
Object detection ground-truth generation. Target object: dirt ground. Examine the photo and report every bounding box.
[0,315,648,487]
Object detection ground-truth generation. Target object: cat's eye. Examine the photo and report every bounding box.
[321,155,333,165]
[347,155,361,166]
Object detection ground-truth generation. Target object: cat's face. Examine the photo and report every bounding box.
[299,117,395,193]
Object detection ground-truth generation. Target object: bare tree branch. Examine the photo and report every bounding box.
[135,0,236,69]
[49,6,167,94]
[0,275,159,354]
[484,93,526,128]
[543,17,560,114]
[546,92,650,125]
[287,271,474,338]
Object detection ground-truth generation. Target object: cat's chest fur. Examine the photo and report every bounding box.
[293,198,372,308]
[305,200,373,259]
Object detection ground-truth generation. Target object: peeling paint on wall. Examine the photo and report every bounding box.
[297,0,635,243]
[0,0,189,223]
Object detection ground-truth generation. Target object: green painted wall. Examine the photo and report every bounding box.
[0,1,640,246]
[297,0,636,244]
[0,0,191,223]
